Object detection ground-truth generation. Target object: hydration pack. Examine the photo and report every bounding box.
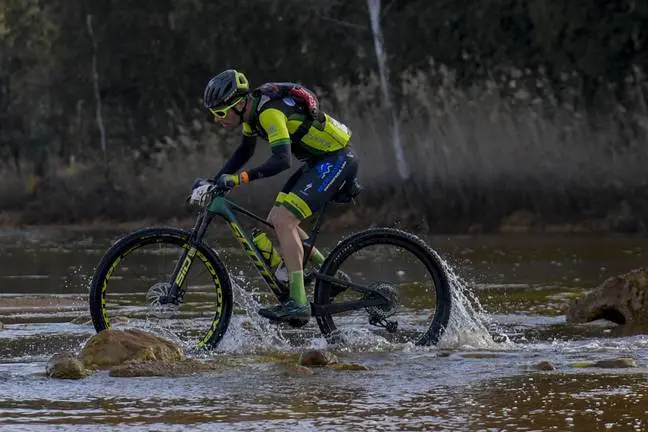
[252,82,325,123]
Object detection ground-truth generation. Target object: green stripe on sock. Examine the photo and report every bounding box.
[289,270,307,305]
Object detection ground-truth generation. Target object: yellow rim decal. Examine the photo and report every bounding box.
[100,235,225,349]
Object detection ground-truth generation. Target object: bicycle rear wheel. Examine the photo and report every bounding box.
[89,227,233,349]
[314,227,451,346]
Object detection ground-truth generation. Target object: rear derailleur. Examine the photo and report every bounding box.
[368,315,398,333]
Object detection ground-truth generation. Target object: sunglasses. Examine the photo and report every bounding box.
[209,97,243,119]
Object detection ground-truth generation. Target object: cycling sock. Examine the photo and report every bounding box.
[308,248,326,266]
[289,270,307,305]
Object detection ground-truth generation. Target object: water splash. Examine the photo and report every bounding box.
[216,273,292,353]
[437,258,514,350]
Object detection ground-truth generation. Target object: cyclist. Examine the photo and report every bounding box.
[194,69,358,322]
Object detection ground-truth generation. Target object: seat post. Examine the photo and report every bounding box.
[302,201,328,267]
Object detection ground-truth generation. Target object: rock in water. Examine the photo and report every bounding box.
[79,329,184,370]
[566,268,648,325]
[298,350,338,367]
[46,352,88,379]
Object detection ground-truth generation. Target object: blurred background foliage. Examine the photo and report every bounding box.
[1,0,647,232]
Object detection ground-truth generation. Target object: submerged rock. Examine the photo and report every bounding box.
[593,358,637,369]
[299,350,338,367]
[47,351,88,379]
[79,329,184,370]
[109,359,211,377]
[535,360,556,371]
[566,268,648,326]
[571,358,637,369]
[328,363,369,371]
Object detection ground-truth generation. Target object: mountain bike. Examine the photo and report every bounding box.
[88,179,452,349]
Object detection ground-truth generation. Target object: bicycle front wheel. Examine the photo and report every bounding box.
[314,228,451,346]
[89,227,233,349]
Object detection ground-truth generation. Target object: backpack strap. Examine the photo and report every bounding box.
[251,83,323,144]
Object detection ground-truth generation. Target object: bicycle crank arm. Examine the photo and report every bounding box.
[314,272,388,297]
[311,297,388,316]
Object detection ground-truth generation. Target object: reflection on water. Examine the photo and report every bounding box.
[1,227,647,430]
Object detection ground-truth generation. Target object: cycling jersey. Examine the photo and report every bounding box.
[244,95,352,161]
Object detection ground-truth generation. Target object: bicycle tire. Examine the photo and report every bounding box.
[89,227,233,349]
[314,227,452,346]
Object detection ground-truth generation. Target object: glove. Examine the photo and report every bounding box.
[188,177,215,206]
[215,171,249,190]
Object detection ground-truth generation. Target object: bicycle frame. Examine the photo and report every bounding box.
[167,190,328,303]
[167,189,389,317]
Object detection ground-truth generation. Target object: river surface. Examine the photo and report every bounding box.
[0,226,647,431]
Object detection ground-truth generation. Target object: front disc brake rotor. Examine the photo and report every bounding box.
[146,282,179,318]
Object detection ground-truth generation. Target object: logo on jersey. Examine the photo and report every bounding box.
[282,97,296,107]
[300,183,313,196]
[316,162,333,179]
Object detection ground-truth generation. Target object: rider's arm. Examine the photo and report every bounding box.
[244,108,292,181]
[212,126,257,180]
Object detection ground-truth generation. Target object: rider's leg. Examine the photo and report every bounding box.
[266,208,325,266]
[269,206,307,306]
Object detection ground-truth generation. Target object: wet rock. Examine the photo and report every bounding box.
[46,351,88,379]
[109,359,211,377]
[499,210,542,233]
[0,320,4,330]
[571,358,637,369]
[298,350,338,367]
[535,360,556,371]
[284,365,314,376]
[328,363,369,371]
[566,268,648,326]
[79,329,184,370]
[593,358,637,369]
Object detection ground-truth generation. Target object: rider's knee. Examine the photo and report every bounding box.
[269,206,299,231]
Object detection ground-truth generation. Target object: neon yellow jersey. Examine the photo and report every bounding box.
[245,95,351,160]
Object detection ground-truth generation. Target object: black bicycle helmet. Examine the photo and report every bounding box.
[203,69,249,108]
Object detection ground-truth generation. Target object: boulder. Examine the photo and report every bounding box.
[79,329,184,370]
[566,268,648,325]
[46,351,88,379]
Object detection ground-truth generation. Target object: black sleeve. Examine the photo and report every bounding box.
[247,144,292,181]
[213,135,257,180]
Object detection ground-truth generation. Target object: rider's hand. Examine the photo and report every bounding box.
[188,177,215,206]
[215,172,249,190]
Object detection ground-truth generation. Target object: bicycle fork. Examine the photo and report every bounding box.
[166,211,215,304]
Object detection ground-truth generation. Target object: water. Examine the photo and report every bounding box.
[1,227,647,431]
